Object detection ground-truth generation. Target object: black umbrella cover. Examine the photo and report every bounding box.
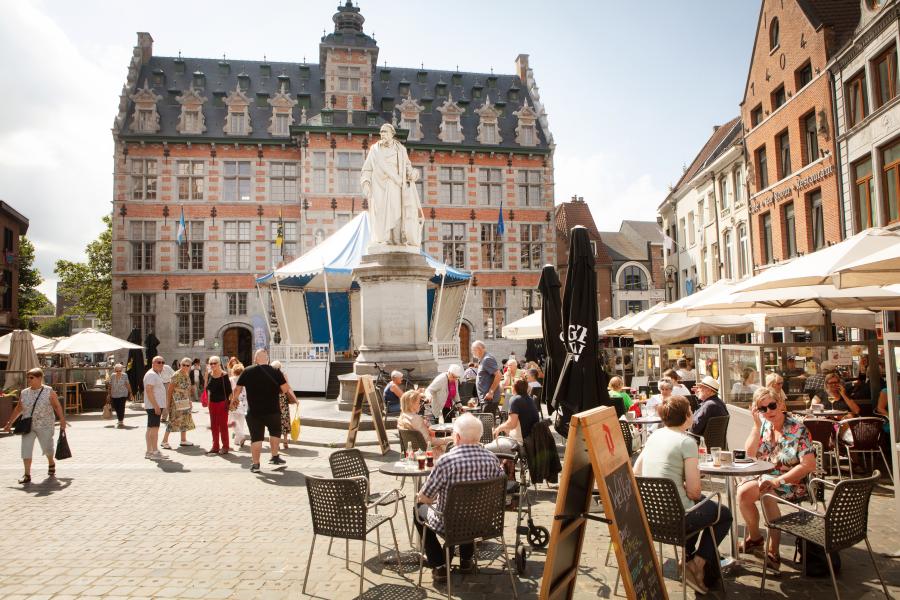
[144,332,160,371]
[538,265,565,415]
[126,328,147,393]
[553,226,619,437]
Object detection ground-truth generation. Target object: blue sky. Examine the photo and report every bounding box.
[0,0,760,299]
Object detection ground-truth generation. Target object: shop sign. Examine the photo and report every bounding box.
[749,164,835,215]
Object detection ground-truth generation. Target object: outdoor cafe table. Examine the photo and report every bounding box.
[700,458,775,564]
[794,409,848,419]
[624,415,661,447]
[430,423,454,437]
[379,462,434,547]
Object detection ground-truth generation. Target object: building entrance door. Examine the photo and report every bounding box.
[459,323,471,363]
[223,327,252,366]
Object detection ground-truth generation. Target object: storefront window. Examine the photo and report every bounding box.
[720,345,762,408]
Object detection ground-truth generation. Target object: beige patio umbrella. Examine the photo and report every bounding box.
[831,242,900,289]
[42,328,142,354]
[4,330,42,391]
[683,284,900,316]
[0,330,52,356]
[501,310,543,340]
[599,302,667,337]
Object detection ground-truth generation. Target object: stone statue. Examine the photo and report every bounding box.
[360,123,424,252]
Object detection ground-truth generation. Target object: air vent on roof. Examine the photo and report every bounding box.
[277,74,290,91]
[260,64,271,77]
[451,73,462,85]
[238,72,250,91]
[380,69,390,82]
[193,71,206,89]
[299,65,310,79]
[152,69,165,87]
[218,61,230,76]
[487,75,497,88]
[417,70,428,83]
[175,61,185,75]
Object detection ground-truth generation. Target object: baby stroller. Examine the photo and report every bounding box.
[486,436,550,574]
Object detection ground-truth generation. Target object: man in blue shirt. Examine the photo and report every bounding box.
[471,340,501,414]
[690,376,728,437]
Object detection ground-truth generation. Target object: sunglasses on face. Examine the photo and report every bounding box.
[757,402,779,412]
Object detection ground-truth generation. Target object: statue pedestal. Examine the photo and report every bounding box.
[353,252,438,381]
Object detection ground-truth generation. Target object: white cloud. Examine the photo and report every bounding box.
[0,2,125,299]
[553,151,668,232]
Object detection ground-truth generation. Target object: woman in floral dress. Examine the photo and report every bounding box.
[737,387,815,570]
[271,361,295,450]
[161,358,196,449]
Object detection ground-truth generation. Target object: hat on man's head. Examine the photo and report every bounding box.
[698,375,720,393]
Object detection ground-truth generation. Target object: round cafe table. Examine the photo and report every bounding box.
[379,462,434,548]
[700,458,775,563]
[624,415,661,447]
[793,409,848,419]
[430,423,454,437]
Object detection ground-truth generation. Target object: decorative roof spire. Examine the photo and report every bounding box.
[333,0,364,33]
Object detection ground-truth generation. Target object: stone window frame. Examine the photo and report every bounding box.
[519,223,543,269]
[129,81,161,133]
[223,220,252,271]
[176,85,207,135]
[176,293,205,346]
[130,293,156,341]
[413,165,425,199]
[335,151,363,195]
[337,66,361,93]
[130,220,156,272]
[311,151,328,193]
[480,223,504,270]
[475,100,503,145]
[478,168,503,205]
[130,158,158,201]
[437,95,465,143]
[517,169,543,206]
[270,161,299,202]
[227,292,248,316]
[176,160,205,201]
[521,289,540,314]
[223,161,253,202]
[176,221,205,271]
[439,166,466,204]
[223,85,253,136]
[481,289,507,340]
[270,220,298,263]
[513,100,539,147]
[268,84,297,137]
[396,95,424,141]
[440,222,467,270]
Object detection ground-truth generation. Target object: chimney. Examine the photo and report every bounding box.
[515,54,530,83]
[137,32,153,65]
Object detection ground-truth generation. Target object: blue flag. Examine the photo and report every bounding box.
[176,207,187,245]
[497,200,505,236]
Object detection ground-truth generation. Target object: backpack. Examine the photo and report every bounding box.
[795,538,841,577]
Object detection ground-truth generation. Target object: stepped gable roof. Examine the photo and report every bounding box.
[672,117,741,192]
[797,0,861,55]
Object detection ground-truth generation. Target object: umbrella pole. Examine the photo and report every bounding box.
[322,268,336,363]
[823,308,834,342]
[256,281,275,348]
[274,278,293,346]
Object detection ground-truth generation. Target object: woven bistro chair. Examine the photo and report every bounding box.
[303,475,402,598]
[760,471,889,599]
[804,417,841,478]
[416,476,517,600]
[636,477,726,600]
[700,415,729,451]
[619,420,634,457]
[808,441,828,510]
[329,448,411,545]
[398,428,428,454]
[839,417,894,484]
[471,412,497,445]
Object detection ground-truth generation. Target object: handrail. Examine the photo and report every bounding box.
[270,344,330,362]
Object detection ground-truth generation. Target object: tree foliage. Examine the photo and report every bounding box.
[55,215,112,328]
[17,236,53,329]
[37,315,69,337]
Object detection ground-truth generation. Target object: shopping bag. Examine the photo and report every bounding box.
[102,403,113,420]
[200,389,208,408]
[55,431,72,460]
[290,406,301,441]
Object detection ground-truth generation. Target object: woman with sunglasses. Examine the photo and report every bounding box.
[205,356,233,455]
[2,368,66,484]
[736,387,815,571]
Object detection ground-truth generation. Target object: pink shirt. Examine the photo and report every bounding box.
[445,380,457,408]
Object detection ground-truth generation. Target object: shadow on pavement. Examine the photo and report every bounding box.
[353,583,426,600]
[8,476,73,497]
[255,467,307,487]
[155,459,190,473]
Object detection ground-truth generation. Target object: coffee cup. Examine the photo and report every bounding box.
[733,449,746,460]
[720,450,734,466]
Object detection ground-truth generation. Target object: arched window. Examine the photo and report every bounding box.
[621,265,647,291]
[770,18,780,50]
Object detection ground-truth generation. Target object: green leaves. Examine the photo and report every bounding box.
[55,215,112,328]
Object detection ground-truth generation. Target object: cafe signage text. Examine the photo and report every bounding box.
[750,164,835,215]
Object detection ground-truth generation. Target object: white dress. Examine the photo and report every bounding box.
[228,376,249,444]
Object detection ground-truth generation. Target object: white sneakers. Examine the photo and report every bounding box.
[145,450,167,460]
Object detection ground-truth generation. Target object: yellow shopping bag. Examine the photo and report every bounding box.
[290,405,301,441]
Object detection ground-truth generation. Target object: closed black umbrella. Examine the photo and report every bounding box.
[144,332,159,372]
[538,265,565,415]
[552,226,619,438]
[125,328,146,393]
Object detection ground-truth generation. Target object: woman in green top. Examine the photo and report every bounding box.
[608,376,633,410]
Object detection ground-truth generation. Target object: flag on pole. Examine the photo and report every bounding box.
[275,207,284,256]
[176,207,187,245]
[496,199,505,236]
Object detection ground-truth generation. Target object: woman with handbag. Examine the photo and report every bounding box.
[205,356,233,455]
[107,363,133,428]
[161,358,196,450]
[2,368,66,484]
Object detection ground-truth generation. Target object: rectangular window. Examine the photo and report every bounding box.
[882,139,900,224]
[783,201,797,258]
[444,120,461,142]
[481,122,498,144]
[130,221,156,271]
[336,152,363,194]
[227,292,248,316]
[176,293,205,346]
[873,45,898,109]
[687,211,695,246]
[441,222,467,269]
[520,124,536,146]
[478,168,503,205]
[311,152,327,193]
[223,221,251,270]
[270,221,298,262]
[679,218,687,249]
[229,112,247,135]
[337,66,360,92]
[698,199,705,226]
[847,71,869,127]
[519,224,543,269]
[273,113,290,136]
[413,165,424,200]
[130,159,157,201]
[223,161,252,201]
[771,85,786,111]
[761,212,774,264]
[176,160,204,201]
[733,168,743,205]
[480,223,503,269]
[130,293,156,341]
[808,190,825,250]
[521,289,540,314]
[183,109,201,133]
[270,162,298,202]
[439,166,465,204]
[750,104,763,127]
[803,111,819,165]
[723,230,733,279]
[796,61,813,89]
[137,109,154,131]
[709,244,717,284]
[719,177,729,210]
[481,289,506,339]
[854,156,875,231]
[756,146,769,189]
[176,221,204,270]
[517,170,542,207]
[738,224,750,277]
[777,129,791,178]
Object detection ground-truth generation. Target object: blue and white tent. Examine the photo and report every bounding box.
[257,213,471,356]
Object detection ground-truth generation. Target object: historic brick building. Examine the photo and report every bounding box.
[741,0,860,270]
[0,201,29,335]
[110,2,554,363]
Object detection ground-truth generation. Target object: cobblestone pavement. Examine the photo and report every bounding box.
[0,405,898,599]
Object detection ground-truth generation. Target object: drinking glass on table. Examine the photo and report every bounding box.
[711,447,722,467]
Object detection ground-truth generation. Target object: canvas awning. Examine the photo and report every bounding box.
[0,331,52,356]
[502,310,543,340]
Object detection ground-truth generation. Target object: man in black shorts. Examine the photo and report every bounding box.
[232,348,299,473]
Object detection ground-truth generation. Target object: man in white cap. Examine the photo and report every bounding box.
[424,364,466,422]
[690,375,728,437]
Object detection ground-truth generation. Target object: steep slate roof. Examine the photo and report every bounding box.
[672,117,742,191]
[797,0,861,55]
[121,56,548,150]
[554,200,611,264]
[600,220,662,263]
[621,220,664,243]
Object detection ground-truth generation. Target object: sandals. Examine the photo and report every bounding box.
[765,551,781,572]
[160,443,173,450]
[48,465,56,477]
[18,474,31,485]
[740,536,765,556]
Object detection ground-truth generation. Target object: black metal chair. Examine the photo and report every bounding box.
[840,417,894,484]
[701,415,730,450]
[329,448,410,544]
[637,477,726,600]
[760,471,889,599]
[804,417,841,478]
[619,419,634,457]
[398,428,428,454]
[471,412,496,445]
[304,475,402,598]
[416,476,518,600]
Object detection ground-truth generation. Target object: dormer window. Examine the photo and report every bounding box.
[513,100,539,147]
[396,95,424,141]
[176,85,207,135]
[452,73,462,86]
[174,59,185,75]
[399,80,410,96]
[223,84,253,136]
[437,95,465,143]
[218,61,230,76]
[260,64,272,77]
[380,69,391,83]
[152,69,165,87]
[192,71,206,89]
[299,66,310,80]
[487,76,497,88]
[436,82,448,97]
[473,87,482,99]
[129,81,161,133]
[476,100,503,145]
[508,88,519,102]
[417,70,428,83]
[267,83,297,137]
[337,66,360,92]
[237,73,250,92]
[277,74,290,91]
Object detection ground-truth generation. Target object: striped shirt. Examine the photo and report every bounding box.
[420,443,503,533]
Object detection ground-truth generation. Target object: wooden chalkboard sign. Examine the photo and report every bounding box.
[345,374,390,455]
[540,406,666,600]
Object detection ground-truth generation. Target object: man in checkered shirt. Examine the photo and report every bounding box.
[415,413,503,583]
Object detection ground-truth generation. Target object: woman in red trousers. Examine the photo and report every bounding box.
[204,356,233,455]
